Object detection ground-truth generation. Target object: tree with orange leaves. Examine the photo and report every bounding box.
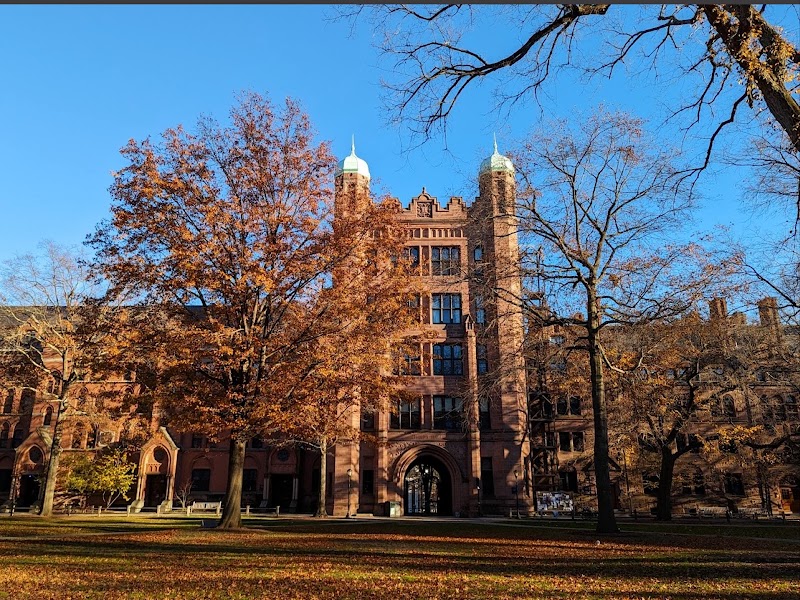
[279,205,422,516]
[89,92,415,528]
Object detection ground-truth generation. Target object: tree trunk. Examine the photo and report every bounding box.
[218,437,245,529]
[702,5,800,152]
[314,437,328,517]
[586,286,619,534]
[655,447,676,521]
[757,462,773,516]
[39,397,68,517]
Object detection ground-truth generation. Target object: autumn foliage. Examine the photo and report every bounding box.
[89,92,417,527]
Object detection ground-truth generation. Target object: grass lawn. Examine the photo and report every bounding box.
[0,515,798,599]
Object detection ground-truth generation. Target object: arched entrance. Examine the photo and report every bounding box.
[17,474,40,507]
[142,446,169,507]
[404,456,452,516]
[780,476,800,513]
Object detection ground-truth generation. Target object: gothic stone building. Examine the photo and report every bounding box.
[2,146,798,517]
[0,144,532,518]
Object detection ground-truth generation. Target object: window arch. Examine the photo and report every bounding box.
[11,424,24,448]
[71,422,85,449]
[19,390,35,414]
[0,422,9,448]
[473,245,483,262]
[722,396,736,419]
[3,390,13,414]
[43,406,53,426]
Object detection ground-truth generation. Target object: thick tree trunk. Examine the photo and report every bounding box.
[314,437,328,517]
[218,437,245,529]
[703,5,800,152]
[655,447,676,521]
[39,397,68,517]
[586,287,619,534]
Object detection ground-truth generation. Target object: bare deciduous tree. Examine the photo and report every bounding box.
[511,110,736,532]
[349,5,800,164]
[0,242,119,517]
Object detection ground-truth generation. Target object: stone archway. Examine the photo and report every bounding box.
[392,445,464,517]
[142,446,170,507]
[404,456,452,516]
[132,428,179,512]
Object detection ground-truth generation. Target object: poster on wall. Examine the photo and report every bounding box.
[536,491,573,512]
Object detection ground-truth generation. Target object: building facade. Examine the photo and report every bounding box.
[1,146,799,518]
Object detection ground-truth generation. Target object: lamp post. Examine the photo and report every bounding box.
[476,477,482,518]
[514,469,520,519]
[619,449,632,515]
[346,468,352,518]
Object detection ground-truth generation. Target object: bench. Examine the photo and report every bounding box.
[697,507,728,519]
[735,508,770,520]
[241,505,280,516]
[257,501,280,516]
[188,501,222,516]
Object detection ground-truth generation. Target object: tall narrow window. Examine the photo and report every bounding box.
[362,469,375,495]
[786,395,798,420]
[191,468,211,492]
[433,395,463,430]
[19,390,35,414]
[474,295,486,324]
[477,344,489,374]
[360,409,375,431]
[722,396,737,419]
[480,457,495,497]
[0,422,8,448]
[242,469,258,492]
[431,246,460,275]
[723,473,745,496]
[479,397,491,430]
[3,391,13,414]
[404,246,420,270]
[391,398,421,429]
[431,294,461,324]
[433,343,463,375]
[71,423,84,449]
[560,470,579,492]
[396,347,421,376]
[87,425,99,449]
[11,425,24,449]
[43,406,53,427]
[473,245,483,262]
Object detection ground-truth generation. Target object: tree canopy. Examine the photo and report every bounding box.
[89,91,417,527]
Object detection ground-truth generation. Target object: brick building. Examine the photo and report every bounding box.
[1,144,798,518]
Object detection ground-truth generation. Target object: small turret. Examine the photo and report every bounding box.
[479,135,514,175]
[335,136,370,180]
[334,136,371,217]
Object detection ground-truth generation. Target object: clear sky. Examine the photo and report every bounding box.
[0,5,796,272]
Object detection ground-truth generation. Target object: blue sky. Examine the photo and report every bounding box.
[0,4,796,271]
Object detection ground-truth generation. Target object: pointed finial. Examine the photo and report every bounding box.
[493,133,499,155]
[351,135,356,156]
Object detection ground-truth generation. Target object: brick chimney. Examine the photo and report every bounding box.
[708,297,728,322]
[757,297,782,341]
